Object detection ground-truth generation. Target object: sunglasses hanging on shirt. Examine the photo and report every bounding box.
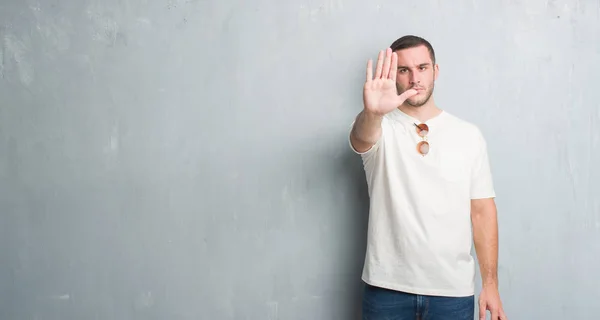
[413,123,429,156]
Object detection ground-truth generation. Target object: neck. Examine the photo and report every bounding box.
[398,98,442,123]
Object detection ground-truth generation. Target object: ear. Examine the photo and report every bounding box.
[433,63,439,81]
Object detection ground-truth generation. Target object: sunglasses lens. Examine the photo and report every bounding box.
[417,141,429,155]
[415,123,429,137]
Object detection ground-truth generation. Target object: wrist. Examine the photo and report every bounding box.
[362,109,384,121]
[482,280,498,289]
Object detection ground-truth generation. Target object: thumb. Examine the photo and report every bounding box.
[397,89,418,104]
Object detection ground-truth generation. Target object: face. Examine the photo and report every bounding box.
[394,45,439,107]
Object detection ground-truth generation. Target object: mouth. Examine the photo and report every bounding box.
[411,88,425,95]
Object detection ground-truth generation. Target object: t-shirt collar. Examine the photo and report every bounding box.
[387,107,446,133]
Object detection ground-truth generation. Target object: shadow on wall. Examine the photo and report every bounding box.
[334,145,371,319]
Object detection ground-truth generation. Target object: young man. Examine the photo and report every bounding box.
[349,35,507,320]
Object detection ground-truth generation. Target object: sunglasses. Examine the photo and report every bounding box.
[413,123,429,156]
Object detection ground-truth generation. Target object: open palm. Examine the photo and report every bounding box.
[363,48,417,116]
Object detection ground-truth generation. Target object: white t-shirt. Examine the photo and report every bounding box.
[349,108,496,297]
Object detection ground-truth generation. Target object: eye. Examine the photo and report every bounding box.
[398,68,407,73]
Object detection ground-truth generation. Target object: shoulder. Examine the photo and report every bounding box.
[437,111,490,165]
[441,111,481,133]
[441,111,487,144]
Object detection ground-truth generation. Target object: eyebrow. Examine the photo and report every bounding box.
[398,63,431,69]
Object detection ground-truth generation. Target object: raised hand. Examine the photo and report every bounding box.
[363,48,417,116]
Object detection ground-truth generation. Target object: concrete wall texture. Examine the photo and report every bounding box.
[1,0,599,319]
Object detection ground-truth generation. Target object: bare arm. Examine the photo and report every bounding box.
[471,197,499,288]
[472,197,507,319]
[350,110,383,153]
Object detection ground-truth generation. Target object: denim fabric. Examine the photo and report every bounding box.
[362,283,474,320]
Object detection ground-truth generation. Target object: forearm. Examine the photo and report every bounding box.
[350,110,383,152]
[471,199,499,287]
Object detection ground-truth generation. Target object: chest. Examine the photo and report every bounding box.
[384,123,474,182]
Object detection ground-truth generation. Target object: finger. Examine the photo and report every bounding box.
[366,59,373,82]
[499,309,507,320]
[374,50,384,79]
[479,301,486,320]
[381,48,391,79]
[389,52,398,81]
[397,88,418,102]
[491,309,499,320]
[395,88,418,106]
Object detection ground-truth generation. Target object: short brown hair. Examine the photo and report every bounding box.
[389,35,436,64]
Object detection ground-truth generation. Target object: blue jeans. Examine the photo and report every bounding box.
[362,283,474,320]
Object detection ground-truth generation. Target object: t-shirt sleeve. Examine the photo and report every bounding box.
[470,129,496,199]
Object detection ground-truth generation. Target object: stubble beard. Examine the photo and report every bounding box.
[398,82,435,107]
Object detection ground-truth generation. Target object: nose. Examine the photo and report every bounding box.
[410,80,421,89]
[409,74,420,86]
